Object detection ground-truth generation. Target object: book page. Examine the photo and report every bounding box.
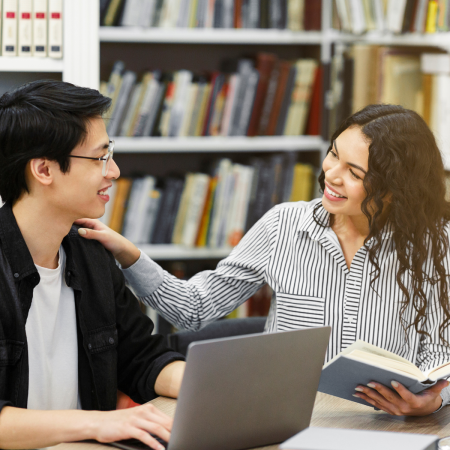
[347,350,425,380]
[427,361,450,381]
[323,340,414,369]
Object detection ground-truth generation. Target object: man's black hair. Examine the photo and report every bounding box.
[0,79,112,204]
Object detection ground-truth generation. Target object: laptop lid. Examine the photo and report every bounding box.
[168,326,331,450]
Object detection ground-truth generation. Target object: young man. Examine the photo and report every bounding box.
[0,80,185,450]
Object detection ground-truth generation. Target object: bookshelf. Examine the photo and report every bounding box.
[101,0,450,260]
[0,0,99,92]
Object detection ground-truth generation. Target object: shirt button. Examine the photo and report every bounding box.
[13,273,19,278]
[88,343,92,350]
[109,338,115,344]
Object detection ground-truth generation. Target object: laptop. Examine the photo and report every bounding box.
[111,326,331,450]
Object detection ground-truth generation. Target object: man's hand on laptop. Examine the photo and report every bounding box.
[93,403,171,450]
[75,218,141,269]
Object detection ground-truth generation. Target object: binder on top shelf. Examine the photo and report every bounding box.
[3,0,18,57]
[48,0,63,59]
[18,0,32,57]
[33,0,47,57]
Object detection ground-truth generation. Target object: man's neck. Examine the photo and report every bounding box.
[12,197,73,269]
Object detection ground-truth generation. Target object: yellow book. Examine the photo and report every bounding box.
[103,0,123,26]
[426,0,438,33]
[188,0,199,27]
[290,164,314,202]
[196,178,218,247]
[195,84,212,136]
[109,178,132,234]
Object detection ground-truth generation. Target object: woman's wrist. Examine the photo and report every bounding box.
[114,240,141,269]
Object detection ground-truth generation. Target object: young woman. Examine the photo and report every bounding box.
[77,104,450,416]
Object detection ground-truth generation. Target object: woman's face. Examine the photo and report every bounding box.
[322,126,369,218]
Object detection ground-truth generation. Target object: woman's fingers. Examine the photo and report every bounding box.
[74,218,105,230]
[131,428,166,450]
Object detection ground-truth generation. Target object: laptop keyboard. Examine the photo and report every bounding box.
[110,435,168,450]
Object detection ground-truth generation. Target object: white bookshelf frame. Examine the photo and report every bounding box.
[139,244,232,260]
[113,136,324,153]
[99,27,324,45]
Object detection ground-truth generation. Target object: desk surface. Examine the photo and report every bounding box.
[55,392,450,450]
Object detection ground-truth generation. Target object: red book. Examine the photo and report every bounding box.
[264,61,292,136]
[234,0,242,28]
[247,53,278,137]
[303,0,322,31]
[305,65,323,136]
[201,72,221,136]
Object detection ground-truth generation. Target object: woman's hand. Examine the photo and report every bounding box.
[74,218,140,269]
[92,403,171,450]
[353,379,449,416]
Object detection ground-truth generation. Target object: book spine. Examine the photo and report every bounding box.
[18,0,32,57]
[33,0,47,57]
[48,0,62,58]
[3,0,18,56]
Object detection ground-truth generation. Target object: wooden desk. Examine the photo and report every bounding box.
[55,393,450,450]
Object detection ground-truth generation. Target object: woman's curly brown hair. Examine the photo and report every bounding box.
[315,104,450,345]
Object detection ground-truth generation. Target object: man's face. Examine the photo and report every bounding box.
[50,116,120,221]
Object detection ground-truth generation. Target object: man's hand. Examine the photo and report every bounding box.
[0,403,171,450]
[74,218,140,268]
[353,379,449,416]
[92,403,172,450]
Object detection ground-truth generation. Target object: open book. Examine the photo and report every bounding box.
[318,340,450,406]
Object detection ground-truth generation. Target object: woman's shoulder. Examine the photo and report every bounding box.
[265,198,322,229]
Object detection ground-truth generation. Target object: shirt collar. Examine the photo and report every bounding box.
[298,199,394,243]
[0,202,79,283]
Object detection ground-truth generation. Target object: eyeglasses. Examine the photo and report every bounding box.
[68,139,115,177]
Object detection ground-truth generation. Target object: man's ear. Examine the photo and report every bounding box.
[28,158,54,187]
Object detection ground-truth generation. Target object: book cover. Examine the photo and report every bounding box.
[265,60,291,136]
[3,0,18,56]
[247,53,277,137]
[303,0,322,30]
[275,65,296,136]
[318,340,450,407]
[140,188,162,244]
[48,0,62,58]
[18,0,32,56]
[195,177,218,247]
[305,65,323,136]
[234,69,259,136]
[103,0,123,26]
[109,177,133,233]
[287,0,304,30]
[172,174,195,245]
[180,173,211,247]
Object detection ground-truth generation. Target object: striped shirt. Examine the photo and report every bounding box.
[123,198,450,406]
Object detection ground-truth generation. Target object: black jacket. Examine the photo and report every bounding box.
[0,203,184,413]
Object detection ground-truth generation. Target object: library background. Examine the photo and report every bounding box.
[2,0,450,336]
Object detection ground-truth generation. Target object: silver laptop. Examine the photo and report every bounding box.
[113,326,331,450]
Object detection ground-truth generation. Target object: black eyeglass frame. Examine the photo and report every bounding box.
[68,139,115,177]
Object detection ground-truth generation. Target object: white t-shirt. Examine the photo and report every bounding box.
[26,246,79,410]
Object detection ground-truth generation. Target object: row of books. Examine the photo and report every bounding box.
[101,0,322,31]
[327,46,450,165]
[101,55,322,138]
[334,0,450,34]
[100,155,318,248]
[0,0,62,58]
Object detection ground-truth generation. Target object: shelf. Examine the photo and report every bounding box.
[112,136,324,153]
[0,57,64,72]
[99,27,323,45]
[335,31,450,50]
[140,244,232,260]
